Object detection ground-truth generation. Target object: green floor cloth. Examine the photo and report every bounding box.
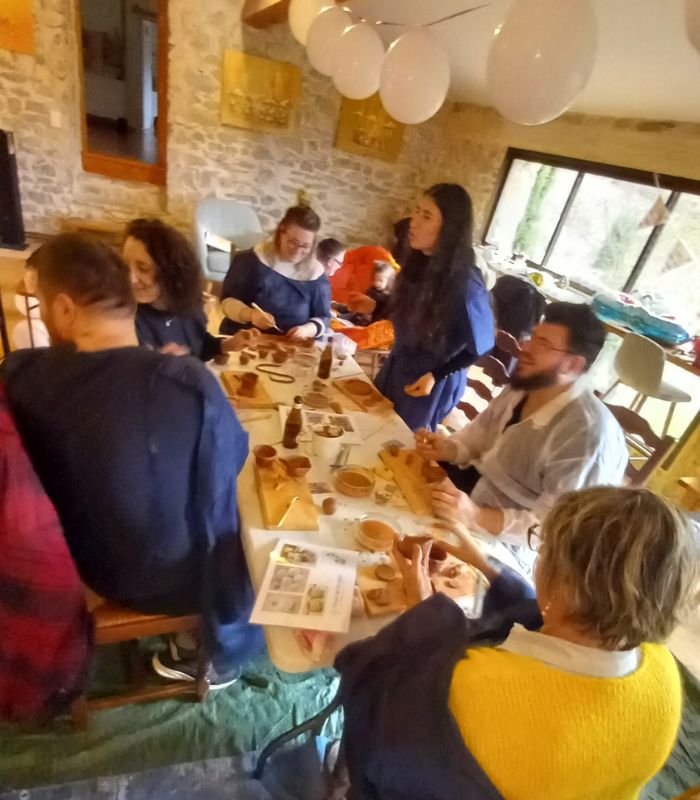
[1,646,698,797]
[0,647,341,792]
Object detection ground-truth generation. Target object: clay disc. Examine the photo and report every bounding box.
[374,564,397,582]
[367,588,391,606]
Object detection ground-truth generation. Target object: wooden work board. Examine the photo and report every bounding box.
[333,376,392,412]
[357,561,407,617]
[254,460,319,531]
[378,448,435,516]
[221,371,276,409]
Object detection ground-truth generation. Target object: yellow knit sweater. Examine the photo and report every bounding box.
[448,643,681,800]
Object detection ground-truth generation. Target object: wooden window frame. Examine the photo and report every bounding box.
[482,148,700,297]
[75,0,168,186]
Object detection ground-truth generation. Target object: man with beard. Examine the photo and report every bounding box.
[416,302,627,571]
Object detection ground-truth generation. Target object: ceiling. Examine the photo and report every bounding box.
[345,0,700,123]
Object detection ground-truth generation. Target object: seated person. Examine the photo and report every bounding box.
[333,487,696,799]
[417,302,627,570]
[317,237,346,278]
[0,383,90,723]
[11,247,51,350]
[122,218,244,360]
[1,234,262,684]
[333,261,395,326]
[219,205,330,340]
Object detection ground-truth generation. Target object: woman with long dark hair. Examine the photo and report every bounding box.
[123,218,244,360]
[375,184,495,430]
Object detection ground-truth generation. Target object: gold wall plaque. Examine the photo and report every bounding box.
[221,50,301,133]
[335,93,405,163]
[0,0,35,55]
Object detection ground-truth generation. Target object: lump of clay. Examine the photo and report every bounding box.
[367,587,391,606]
[375,564,396,582]
[322,497,337,515]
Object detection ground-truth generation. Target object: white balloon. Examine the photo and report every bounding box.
[307,6,354,76]
[332,22,385,100]
[686,0,700,52]
[487,0,598,126]
[379,27,451,125]
[288,0,331,46]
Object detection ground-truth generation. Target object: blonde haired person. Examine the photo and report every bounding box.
[333,487,697,800]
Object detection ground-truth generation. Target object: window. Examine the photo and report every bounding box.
[484,150,700,327]
[76,0,167,185]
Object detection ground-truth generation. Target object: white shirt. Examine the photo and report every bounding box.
[500,624,641,678]
[450,381,627,561]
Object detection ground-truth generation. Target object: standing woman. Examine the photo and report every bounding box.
[220,206,331,340]
[375,184,495,430]
[123,218,244,360]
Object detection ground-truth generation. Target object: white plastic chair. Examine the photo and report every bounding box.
[603,332,691,436]
[193,198,264,283]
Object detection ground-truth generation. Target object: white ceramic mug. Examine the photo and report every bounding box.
[312,425,344,460]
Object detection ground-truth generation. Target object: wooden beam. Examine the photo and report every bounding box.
[242,0,343,30]
[242,0,291,29]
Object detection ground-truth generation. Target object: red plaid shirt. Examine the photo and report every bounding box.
[0,383,90,722]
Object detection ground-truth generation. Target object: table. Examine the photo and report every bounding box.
[210,350,523,673]
[603,321,700,378]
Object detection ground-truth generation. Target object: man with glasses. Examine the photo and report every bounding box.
[417,302,627,571]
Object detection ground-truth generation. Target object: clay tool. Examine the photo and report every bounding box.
[277,495,300,528]
[252,303,283,333]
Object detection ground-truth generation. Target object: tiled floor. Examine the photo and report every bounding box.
[87,118,158,164]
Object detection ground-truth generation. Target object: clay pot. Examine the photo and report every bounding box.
[254,444,277,468]
[273,349,289,364]
[238,371,258,397]
[322,497,337,515]
[335,466,375,498]
[397,535,447,575]
[213,353,230,366]
[239,353,250,366]
[422,463,447,484]
[284,456,312,478]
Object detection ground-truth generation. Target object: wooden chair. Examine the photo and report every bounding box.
[602,401,675,487]
[70,597,209,729]
[458,354,511,421]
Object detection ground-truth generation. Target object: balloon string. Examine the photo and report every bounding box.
[355,3,492,28]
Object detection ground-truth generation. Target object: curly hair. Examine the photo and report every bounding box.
[125,218,203,315]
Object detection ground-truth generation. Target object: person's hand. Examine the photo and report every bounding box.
[287,322,318,340]
[432,478,479,524]
[347,292,377,315]
[250,306,277,330]
[404,372,435,398]
[392,539,434,608]
[415,428,457,462]
[160,342,191,356]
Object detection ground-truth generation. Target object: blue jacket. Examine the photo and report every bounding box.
[335,570,541,799]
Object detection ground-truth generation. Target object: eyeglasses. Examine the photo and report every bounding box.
[528,336,572,355]
[283,234,313,252]
[526,525,542,551]
[331,257,343,267]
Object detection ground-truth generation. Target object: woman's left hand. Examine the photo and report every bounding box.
[287,322,318,340]
[404,372,435,397]
[221,331,250,353]
[393,539,434,608]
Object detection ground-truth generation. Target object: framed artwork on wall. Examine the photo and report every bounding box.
[221,50,302,134]
[0,0,35,55]
[335,93,405,163]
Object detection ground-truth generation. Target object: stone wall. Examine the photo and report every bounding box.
[0,0,446,246]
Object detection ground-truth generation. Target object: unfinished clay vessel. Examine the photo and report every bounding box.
[253,444,277,468]
[284,455,312,478]
[238,372,258,397]
[322,497,337,515]
[273,349,289,364]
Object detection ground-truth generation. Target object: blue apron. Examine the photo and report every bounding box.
[375,268,494,431]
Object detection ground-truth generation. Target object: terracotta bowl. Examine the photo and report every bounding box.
[397,535,447,574]
[253,444,277,468]
[345,379,372,397]
[284,455,312,478]
[355,513,401,552]
[334,465,375,498]
[273,349,289,364]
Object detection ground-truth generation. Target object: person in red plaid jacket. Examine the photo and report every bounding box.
[0,383,90,722]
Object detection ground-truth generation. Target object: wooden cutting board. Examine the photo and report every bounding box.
[378,448,435,517]
[221,371,276,409]
[357,561,406,617]
[333,376,392,412]
[254,459,319,531]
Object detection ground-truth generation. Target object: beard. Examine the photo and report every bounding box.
[510,365,560,391]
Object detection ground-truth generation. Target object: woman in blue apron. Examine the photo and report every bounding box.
[375,184,495,431]
[123,218,244,361]
[220,206,331,340]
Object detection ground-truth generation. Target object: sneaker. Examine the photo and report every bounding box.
[151,640,239,690]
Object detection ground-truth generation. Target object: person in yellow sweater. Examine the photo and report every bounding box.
[332,487,697,800]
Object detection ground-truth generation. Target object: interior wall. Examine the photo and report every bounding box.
[441,103,700,236]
